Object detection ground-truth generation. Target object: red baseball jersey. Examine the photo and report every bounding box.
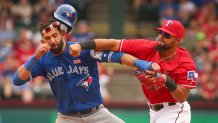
[119,39,198,104]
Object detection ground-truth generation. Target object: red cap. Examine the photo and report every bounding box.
[156,20,185,39]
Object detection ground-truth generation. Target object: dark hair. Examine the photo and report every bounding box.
[39,19,61,36]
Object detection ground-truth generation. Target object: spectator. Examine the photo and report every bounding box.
[132,0,160,23]
[0,17,16,43]
[198,61,218,101]
[65,0,90,20]
[158,0,179,17]
[97,63,111,103]
[13,28,36,65]
[12,0,33,26]
[203,11,218,41]
[1,56,33,103]
[159,6,179,25]
[70,20,95,42]
[178,0,197,27]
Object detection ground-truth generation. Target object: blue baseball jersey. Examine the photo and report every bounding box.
[29,42,121,114]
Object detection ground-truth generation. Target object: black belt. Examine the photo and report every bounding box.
[148,102,176,111]
[70,105,102,117]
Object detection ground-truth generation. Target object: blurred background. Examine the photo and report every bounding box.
[0,0,218,123]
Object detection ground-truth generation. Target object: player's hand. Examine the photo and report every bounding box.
[34,43,51,59]
[69,44,82,57]
[133,70,166,91]
[133,70,156,91]
[144,70,156,78]
[153,73,166,90]
[151,63,160,72]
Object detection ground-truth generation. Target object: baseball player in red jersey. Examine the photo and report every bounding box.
[69,20,198,123]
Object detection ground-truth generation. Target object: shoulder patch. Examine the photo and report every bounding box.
[187,71,198,82]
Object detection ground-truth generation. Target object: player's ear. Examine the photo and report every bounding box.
[61,30,65,36]
[175,38,183,45]
[175,38,180,43]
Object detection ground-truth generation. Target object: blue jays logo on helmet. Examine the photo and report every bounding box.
[53,4,78,33]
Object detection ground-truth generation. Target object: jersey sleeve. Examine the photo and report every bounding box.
[30,60,47,79]
[118,39,156,59]
[174,63,198,89]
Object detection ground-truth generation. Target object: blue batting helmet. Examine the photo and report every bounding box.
[53,4,78,33]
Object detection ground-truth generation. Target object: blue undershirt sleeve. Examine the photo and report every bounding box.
[13,71,31,86]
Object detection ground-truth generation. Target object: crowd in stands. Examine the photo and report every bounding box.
[0,0,218,103]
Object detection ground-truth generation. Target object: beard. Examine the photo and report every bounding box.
[50,38,64,54]
[155,42,173,52]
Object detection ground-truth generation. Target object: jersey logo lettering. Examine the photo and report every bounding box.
[76,74,93,91]
[47,67,64,81]
[67,65,89,74]
[187,71,198,82]
[165,20,173,26]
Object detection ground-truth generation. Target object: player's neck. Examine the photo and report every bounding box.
[159,47,177,60]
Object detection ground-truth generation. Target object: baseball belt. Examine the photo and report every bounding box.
[69,104,103,117]
[148,102,176,111]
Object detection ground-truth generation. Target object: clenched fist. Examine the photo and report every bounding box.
[34,43,51,59]
[69,44,82,57]
[151,63,160,72]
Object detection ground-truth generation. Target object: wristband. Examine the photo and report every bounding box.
[165,75,177,92]
[79,40,96,49]
[134,59,153,71]
[24,56,38,71]
[110,52,124,64]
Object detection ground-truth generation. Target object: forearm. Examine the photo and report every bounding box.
[107,52,152,71]
[80,39,120,51]
[94,39,120,51]
[121,54,137,67]
[121,54,153,71]
[17,65,32,80]
[13,56,37,86]
[164,75,190,102]
[170,85,190,103]
[13,65,31,86]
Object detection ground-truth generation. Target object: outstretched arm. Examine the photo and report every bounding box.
[93,39,120,51]
[121,54,160,71]
[91,50,160,72]
[69,39,121,57]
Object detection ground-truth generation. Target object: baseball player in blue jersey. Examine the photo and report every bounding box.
[13,4,160,123]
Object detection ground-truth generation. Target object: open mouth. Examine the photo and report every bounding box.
[52,44,59,49]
